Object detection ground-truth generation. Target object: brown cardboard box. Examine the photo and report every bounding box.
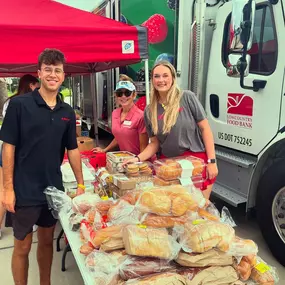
[77,137,94,152]
[113,174,136,190]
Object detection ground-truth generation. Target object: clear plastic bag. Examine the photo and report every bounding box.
[176,220,235,253]
[44,186,72,218]
[119,256,175,280]
[227,236,258,257]
[72,193,101,214]
[122,224,181,260]
[249,256,279,284]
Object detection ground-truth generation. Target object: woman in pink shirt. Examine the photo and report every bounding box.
[93,78,148,155]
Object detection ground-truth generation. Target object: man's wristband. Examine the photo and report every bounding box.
[77,184,86,190]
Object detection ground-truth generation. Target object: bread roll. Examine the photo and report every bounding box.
[92,225,124,248]
[181,221,235,253]
[123,225,180,260]
[142,213,188,228]
[250,267,275,285]
[235,259,252,281]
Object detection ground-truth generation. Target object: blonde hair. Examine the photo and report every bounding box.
[147,61,182,135]
[119,74,134,83]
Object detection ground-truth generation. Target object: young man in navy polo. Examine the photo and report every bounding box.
[0,48,84,285]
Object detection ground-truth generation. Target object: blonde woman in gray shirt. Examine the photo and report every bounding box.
[125,61,218,199]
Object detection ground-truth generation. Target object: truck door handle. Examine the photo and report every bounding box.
[210,94,219,118]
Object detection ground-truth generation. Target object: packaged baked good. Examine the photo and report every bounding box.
[227,236,258,257]
[119,256,175,280]
[178,220,235,253]
[123,225,181,260]
[80,242,95,256]
[153,156,205,181]
[72,193,101,214]
[126,162,153,177]
[107,199,142,225]
[142,213,189,228]
[136,185,199,216]
[107,151,136,173]
[125,272,188,284]
[250,257,279,285]
[176,249,233,267]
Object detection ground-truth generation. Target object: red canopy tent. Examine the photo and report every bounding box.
[0,0,148,76]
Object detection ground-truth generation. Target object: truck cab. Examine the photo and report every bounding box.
[178,0,285,265]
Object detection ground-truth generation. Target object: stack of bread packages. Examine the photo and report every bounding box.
[68,182,279,285]
[152,156,206,189]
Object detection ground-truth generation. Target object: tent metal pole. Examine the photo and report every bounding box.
[91,73,99,146]
[144,59,150,105]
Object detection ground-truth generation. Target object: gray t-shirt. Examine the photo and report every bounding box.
[144,90,206,157]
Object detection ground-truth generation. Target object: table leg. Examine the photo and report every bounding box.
[56,228,64,252]
[61,244,71,272]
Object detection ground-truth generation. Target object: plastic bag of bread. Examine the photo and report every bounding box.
[177,220,235,253]
[123,225,181,260]
[92,224,125,248]
[125,272,188,284]
[227,236,258,257]
[153,156,205,180]
[135,185,199,216]
[119,256,175,280]
[234,254,258,282]
[141,213,189,228]
[250,257,279,285]
[86,250,126,285]
[100,236,125,252]
[72,193,101,214]
[79,242,95,256]
[179,266,239,285]
[107,199,142,225]
[176,249,233,267]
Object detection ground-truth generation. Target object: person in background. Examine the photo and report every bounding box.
[0,74,40,239]
[124,61,218,199]
[0,48,84,285]
[93,74,149,155]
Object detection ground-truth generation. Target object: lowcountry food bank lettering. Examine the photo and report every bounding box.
[227,114,252,128]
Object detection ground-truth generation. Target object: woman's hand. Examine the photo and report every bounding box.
[122,157,139,167]
[92,147,106,153]
[207,163,218,180]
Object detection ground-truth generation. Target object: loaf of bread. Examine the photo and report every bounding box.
[119,256,175,280]
[137,186,198,216]
[181,221,235,253]
[142,213,188,228]
[125,272,188,284]
[234,259,252,281]
[123,225,180,260]
[227,236,258,256]
[176,249,233,267]
[250,266,275,285]
[92,225,124,248]
[100,237,124,251]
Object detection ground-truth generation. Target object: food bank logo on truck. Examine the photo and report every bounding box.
[227,93,253,129]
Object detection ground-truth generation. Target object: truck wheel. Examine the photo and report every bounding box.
[256,160,285,266]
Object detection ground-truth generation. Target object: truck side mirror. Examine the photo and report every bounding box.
[230,0,256,52]
[226,54,251,77]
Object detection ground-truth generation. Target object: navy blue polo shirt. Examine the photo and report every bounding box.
[0,89,78,206]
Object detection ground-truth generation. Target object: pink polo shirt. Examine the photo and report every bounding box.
[112,105,146,155]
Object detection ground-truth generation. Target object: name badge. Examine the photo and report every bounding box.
[123,120,132,126]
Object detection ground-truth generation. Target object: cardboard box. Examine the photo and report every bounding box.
[113,174,136,190]
[77,136,94,152]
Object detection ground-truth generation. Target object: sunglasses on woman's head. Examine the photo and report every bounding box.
[116,90,133,97]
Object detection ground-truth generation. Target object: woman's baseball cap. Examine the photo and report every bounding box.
[115,81,136,92]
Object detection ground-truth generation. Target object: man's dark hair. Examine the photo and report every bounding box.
[38,48,66,69]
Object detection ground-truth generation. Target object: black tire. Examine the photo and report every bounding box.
[256,159,285,266]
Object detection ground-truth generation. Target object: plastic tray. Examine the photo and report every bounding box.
[153,156,206,181]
